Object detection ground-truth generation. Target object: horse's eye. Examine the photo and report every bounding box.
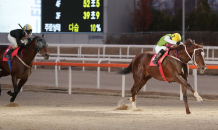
[197,54,200,57]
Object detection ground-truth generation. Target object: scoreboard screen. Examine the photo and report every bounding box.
[41,0,103,33]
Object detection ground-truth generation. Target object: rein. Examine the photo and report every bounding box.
[14,38,40,69]
[174,49,186,64]
[15,55,31,68]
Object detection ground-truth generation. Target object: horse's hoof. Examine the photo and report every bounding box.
[7,91,11,95]
[132,107,138,111]
[197,97,203,102]
[194,92,203,102]
[186,111,191,114]
[7,91,13,96]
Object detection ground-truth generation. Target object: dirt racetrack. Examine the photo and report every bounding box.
[0,69,218,130]
[1,89,218,130]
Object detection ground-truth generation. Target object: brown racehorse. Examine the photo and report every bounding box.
[119,39,206,114]
[0,34,50,102]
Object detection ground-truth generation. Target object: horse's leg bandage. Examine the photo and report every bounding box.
[194,92,203,102]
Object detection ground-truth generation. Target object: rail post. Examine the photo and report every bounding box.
[97,59,109,89]
[68,66,72,94]
[180,85,183,100]
[55,58,65,87]
[194,69,197,91]
[143,85,146,91]
[122,75,125,97]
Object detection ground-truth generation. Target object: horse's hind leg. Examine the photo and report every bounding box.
[0,69,10,96]
[10,78,28,102]
[7,75,18,98]
[130,75,152,110]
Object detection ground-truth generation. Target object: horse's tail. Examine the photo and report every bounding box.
[119,62,132,75]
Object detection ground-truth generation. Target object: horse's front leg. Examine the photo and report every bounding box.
[7,75,18,98]
[174,74,203,102]
[10,77,28,102]
[181,83,191,114]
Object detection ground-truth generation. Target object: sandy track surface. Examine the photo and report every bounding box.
[0,90,218,130]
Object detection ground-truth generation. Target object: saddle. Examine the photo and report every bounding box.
[3,46,21,62]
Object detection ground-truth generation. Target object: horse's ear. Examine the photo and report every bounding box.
[42,34,45,38]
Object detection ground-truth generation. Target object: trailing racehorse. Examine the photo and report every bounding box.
[119,39,206,114]
[0,34,50,102]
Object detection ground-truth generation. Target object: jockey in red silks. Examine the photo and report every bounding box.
[153,33,183,66]
[5,24,32,59]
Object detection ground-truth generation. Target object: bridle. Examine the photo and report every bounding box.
[183,44,206,69]
[29,37,48,54]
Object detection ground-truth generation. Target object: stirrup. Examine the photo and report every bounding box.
[4,55,11,60]
[153,60,158,66]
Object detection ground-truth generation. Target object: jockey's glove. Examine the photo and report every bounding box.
[24,39,28,45]
[176,41,183,45]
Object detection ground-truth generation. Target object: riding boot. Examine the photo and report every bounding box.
[4,47,14,60]
[153,49,166,66]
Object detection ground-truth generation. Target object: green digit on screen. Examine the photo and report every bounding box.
[83,11,87,19]
[87,0,90,8]
[96,11,100,19]
[90,24,93,31]
[90,24,96,32]
[83,0,87,8]
[87,11,90,19]
[93,24,96,32]
[96,0,100,8]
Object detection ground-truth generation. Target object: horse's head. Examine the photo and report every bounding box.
[183,39,207,74]
[33,34,50,60]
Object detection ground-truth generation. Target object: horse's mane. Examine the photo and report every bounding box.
[172,39,202,51]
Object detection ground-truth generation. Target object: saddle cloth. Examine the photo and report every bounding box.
[3,46,20,61]
[149,49,170,82]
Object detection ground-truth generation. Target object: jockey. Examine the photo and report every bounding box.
[5,24,32,59]
[153,33,183,66]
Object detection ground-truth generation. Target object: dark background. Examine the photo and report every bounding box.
[41,0,104,33]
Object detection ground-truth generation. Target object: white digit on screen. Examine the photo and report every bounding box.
[91,11,96,19]
[56,0,61,7]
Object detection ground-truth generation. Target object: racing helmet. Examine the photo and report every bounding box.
[23,24,32,34]
[171,33,181,42]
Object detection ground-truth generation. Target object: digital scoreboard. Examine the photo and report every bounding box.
[41,0,103,33]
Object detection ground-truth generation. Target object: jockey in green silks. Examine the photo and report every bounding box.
[153,33,183,66]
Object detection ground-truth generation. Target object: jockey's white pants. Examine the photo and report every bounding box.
[8,34,27,49]
[155,45,167,54]
[8,34,18,49]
